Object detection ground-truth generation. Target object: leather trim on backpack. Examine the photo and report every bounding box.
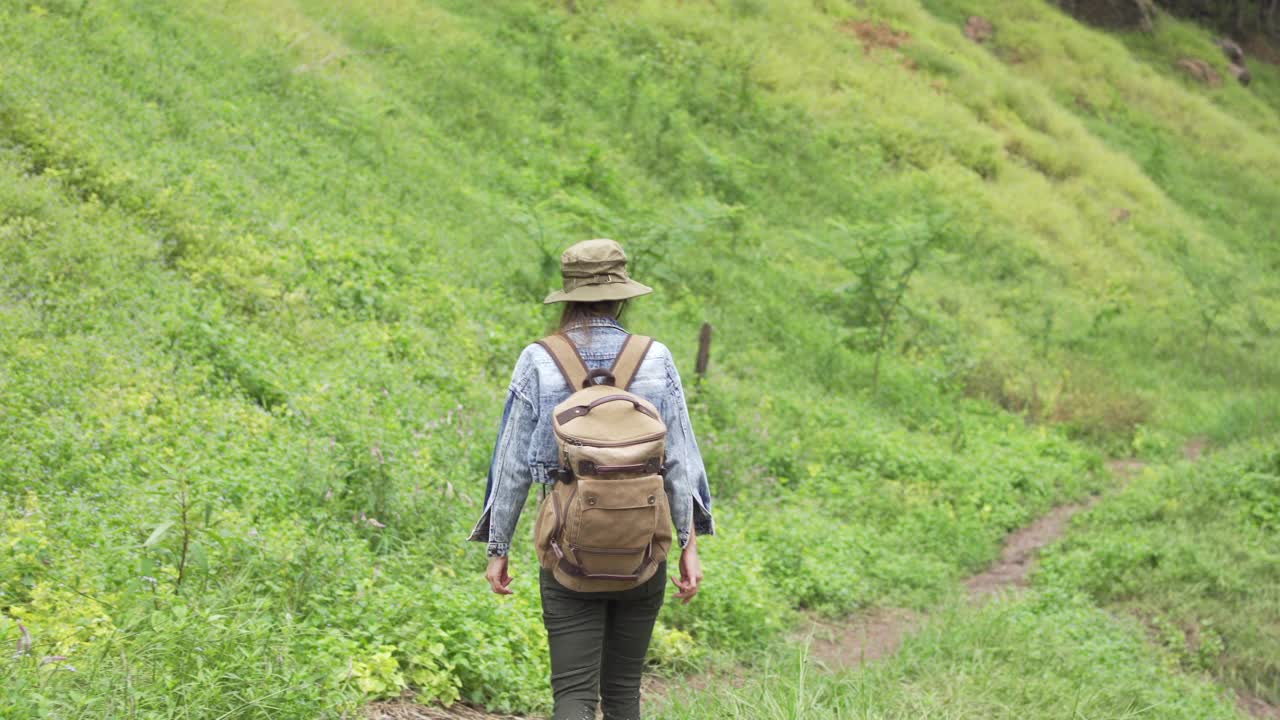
[554,394,662,425]
[537,334,590,391]
[554,541,655,581]
[609,334,653,390]
[576,458,662,475]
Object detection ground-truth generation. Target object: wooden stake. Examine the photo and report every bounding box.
[696,322,713,379]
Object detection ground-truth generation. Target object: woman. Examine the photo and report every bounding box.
[468,238,714,720]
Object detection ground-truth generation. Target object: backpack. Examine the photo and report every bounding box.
[532,333,674,592]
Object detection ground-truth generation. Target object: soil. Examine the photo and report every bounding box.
[1107,456,1148,479]
[804,608,920,669]
[366,699,523,720]
[964,497,1098,596]
[1182,435,1208,461]
[1239,692,1280,719]
[838,20,911,54]
[804,457,1160,669]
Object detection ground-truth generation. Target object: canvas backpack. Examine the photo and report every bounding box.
[532,333,674,592]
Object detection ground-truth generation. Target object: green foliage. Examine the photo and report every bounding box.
[656,593,1245,719]
[1037,441,1280,702]
[648,623,699,670]
[0,0,1276,716]
[826,197,952,392]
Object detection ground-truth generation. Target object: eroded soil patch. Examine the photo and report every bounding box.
[1238,692,1280,719]
[805,608,920,670]
[838,20,910,54]
[366,699,523,720]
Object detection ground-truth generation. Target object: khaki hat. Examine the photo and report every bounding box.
[542,239,653,304]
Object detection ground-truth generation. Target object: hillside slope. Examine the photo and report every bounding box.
[1,0,1277,716]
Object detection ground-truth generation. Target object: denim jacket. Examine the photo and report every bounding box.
[468,317,715,557]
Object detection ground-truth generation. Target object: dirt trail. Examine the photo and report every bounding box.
[963,497,1096,596]
[367,702,522,720]
[1239,694,1280,720]
[805,458,1145,669]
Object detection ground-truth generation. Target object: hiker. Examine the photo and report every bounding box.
[469,239,715,720]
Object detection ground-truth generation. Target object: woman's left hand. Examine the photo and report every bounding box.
[670,535,702,604]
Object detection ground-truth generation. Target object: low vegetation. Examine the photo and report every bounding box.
[0,0,1276,717]
[665,439,1280,719]
[1038,441,1280,705]
[654,593,1247,719]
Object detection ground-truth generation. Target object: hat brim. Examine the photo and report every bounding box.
[543,279,653,304]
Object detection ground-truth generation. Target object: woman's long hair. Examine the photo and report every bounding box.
[555,300,626,340]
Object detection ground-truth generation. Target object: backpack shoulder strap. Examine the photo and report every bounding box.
[537,334,590,391]
[610,335,654,391]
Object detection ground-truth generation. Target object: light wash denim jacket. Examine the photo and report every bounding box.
[468,317,715,557]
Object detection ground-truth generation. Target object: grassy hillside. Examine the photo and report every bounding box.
[0,0,1276,717]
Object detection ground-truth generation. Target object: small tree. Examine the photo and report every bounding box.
[830,214,947,393]
[1175,253,1237,357]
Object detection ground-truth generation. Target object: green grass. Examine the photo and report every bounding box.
[0,0,1277,716]
[654,592,1245,719]
[1037,440,1280,704]
[660,438,1280,720]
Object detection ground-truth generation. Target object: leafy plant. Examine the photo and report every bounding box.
[829,208,949,393]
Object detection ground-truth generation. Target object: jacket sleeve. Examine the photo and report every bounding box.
[467,352,539,557]
[658,348,715,549]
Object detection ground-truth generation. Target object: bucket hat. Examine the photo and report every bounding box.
[542,239,653,304]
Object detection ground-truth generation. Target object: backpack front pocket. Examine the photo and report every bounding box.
[565,475,663,578]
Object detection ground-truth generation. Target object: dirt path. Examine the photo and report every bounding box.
[669,442,1280,720]
[805,459,1144,669]
[963,497,1097,596]
[366,702,522,720]
[1238,694,1280,720]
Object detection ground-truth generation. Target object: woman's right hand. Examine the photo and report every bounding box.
[486,555,514,595]
[670,534,703,604]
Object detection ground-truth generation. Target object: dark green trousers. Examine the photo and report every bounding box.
[539,562,667,720]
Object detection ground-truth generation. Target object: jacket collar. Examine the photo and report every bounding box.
[564,316,624,331]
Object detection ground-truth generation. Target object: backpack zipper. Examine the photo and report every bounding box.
[555,428,665,448]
